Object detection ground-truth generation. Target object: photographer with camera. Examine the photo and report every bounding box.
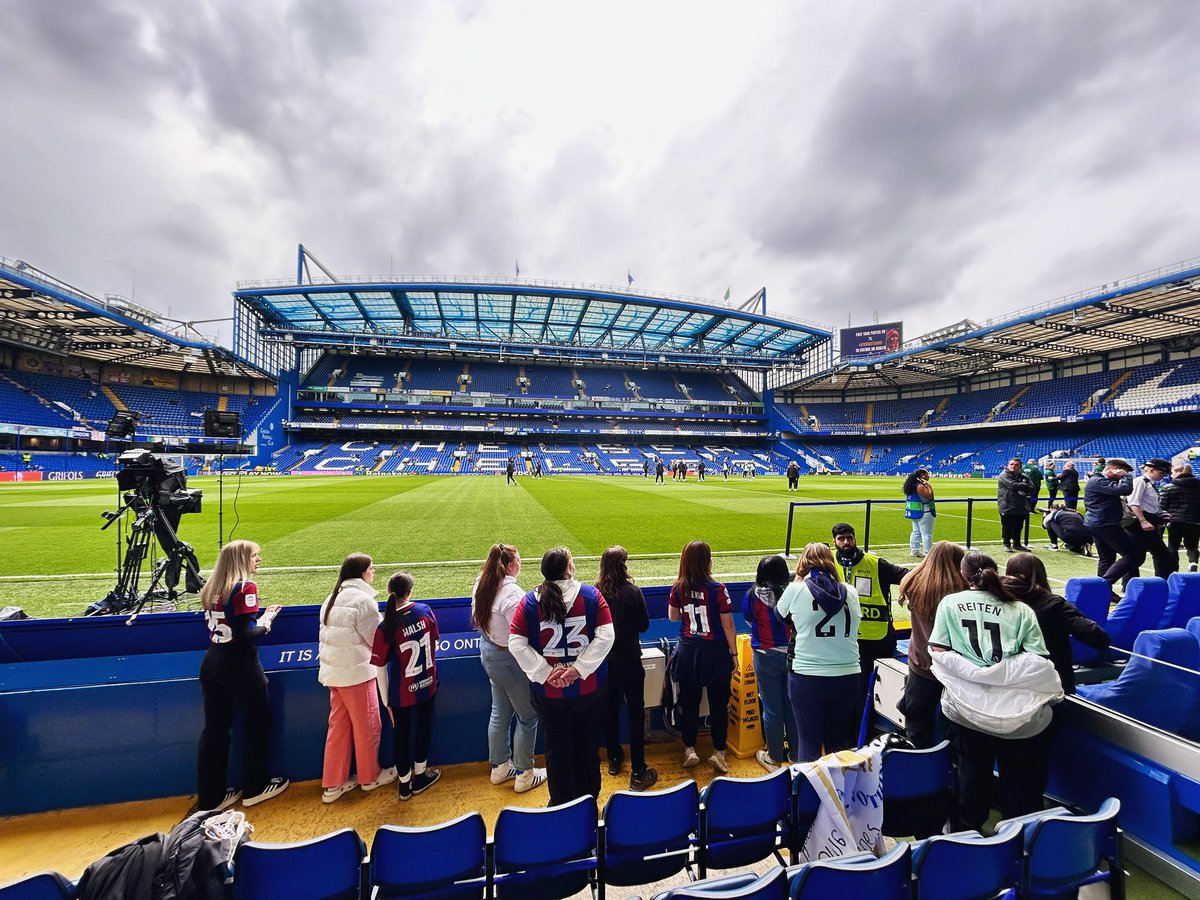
[197,540,289,812]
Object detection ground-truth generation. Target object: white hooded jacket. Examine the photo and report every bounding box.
[931,650,1064,739]
[318,577,382,687]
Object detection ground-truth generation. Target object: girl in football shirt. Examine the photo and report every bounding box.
[668,540,738,772]
[929,550,1051,831]
[372,572,441,799]
[197,540,288,811]
[509,547,615,807]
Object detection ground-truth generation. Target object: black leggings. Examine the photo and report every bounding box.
[392,697,435,775]
[535,691,604,807]
[197,647,271,810]
[605,657,647,772]
[675,641,733,751]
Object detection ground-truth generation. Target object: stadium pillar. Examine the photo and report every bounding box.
[965,499,974,548]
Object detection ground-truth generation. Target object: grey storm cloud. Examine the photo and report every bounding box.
[1,1,1198,341]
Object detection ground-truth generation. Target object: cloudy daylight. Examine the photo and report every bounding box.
[1,0,1198,344]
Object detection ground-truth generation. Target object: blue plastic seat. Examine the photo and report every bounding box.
[1064,577,1111,665]
[1161,573,1200,629]
[997,798,1125,898]
[234,828,366,900]
[1077,629,1200,735]
[1106,577,1169,652]
[910,821,1021,900]
[602,780,698,889]
[369,812,486,900]
[788,841,911,899]
[492,795,599,900]
[0,872,76,899]
[650,867,788,900]
[881,740,952,839]
[698,767,791,877]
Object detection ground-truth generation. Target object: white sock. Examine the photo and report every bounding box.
[399,770,412,783]
[414,761,427,775]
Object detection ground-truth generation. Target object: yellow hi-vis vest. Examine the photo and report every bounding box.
[837,553,890,642]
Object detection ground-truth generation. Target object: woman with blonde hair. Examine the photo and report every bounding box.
[471,543,546,793]
[318,553,395,803]
[668,540,738,772]
[776,541,862,761]
[897,541,966,748]
[197,540,288,811]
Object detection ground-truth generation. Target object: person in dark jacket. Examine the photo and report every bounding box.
[595,545,656,791]
[1162,463,1200,573]
[1044,462,1060,504]
[1084,459,1141,590]
[997,458,1034,551]
[1057,462,1081,509]
[1022,459,1044,512]
[1042,503,1093,555]
[1004,552,1109,807]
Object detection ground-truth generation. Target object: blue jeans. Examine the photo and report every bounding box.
[753,649,797,763]
[909,514,935,554]
[479,639,538,771]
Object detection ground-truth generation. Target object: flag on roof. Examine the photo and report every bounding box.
[515,260,520,277]
[627,271,634,286]
[724,287,731,301]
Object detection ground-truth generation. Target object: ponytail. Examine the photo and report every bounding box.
[382,572,414,643]
[472,543,518,633]
[960,550,1015,603]
[537,547,572,625]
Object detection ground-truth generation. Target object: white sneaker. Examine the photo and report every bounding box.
[214,788,242,812]
[709,750,729,774]
[682,746,700,768]
[755,749,779,773]
[321,780,356,804]
[490,761,519,785]
[360,766,398,792]
[243,777,289,807]
[514,767,547,793]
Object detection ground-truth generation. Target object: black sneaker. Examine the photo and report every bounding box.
[608,752,624,776]
[242,777,289,807]
[630,767,658,792]
[411,768,441,796]
[397,777,413,801]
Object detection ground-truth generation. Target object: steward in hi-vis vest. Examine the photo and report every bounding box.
[829,523,909,670]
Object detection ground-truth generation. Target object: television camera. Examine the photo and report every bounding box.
[85,449,206,617]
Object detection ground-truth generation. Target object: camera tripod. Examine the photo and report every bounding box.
[86,499,205,620]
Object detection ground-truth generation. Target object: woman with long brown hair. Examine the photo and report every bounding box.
[897,541,966,748]
[668,540,738,772]
[596,546,655,790]
[776,542,862,762]
[471,543,545,793]
[197,540,288,811]
[318,552,394,803]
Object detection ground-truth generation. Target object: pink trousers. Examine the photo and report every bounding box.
[322,680,382,788]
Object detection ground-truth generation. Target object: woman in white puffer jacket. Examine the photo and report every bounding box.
[318,553,396,803]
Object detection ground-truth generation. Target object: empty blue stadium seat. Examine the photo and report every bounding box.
[910,821,1022,900]
[0,872,76,899]
[996,798,1124,898]
[1077,629,1200,735]
[1064,577,1112,665]
[1106,578,1169,652]
[233,828,366,900]
[1160,573,1200,630]
[369,813,486,900]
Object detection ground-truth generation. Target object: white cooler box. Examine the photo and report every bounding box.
[873,657,907,730]
[641,645,709,715]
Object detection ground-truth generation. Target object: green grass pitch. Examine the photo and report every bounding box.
[0,474,1102,618]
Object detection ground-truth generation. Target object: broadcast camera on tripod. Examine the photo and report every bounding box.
[85,449,206,618]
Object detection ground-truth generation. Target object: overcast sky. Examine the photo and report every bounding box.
[2,0,1198,347]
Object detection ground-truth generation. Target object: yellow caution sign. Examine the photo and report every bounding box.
[726,633,765,759]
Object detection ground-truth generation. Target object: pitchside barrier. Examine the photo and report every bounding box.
[784,497,1031,557]
[0,582,753,816]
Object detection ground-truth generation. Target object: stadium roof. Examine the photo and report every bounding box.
[234,259,830,364]
[794,258,1200,392]
[0,257,269,379]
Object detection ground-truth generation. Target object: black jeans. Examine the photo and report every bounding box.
[605,657,647,773]
[901,671,944,750]
[1063,492,1079,510]
[534,691,604,807]
[393,697,435,776]
[675,641,733,751]
[1091,523,1144,586]
[788,671,858,762]
[197,647,271,810]
[1169,521,1200,567]
[1000,513,1027,548]
[949,721,1053,833]
[1126,524,1176,578]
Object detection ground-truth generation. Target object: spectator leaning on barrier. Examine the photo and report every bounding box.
[1161,463,1200,573]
